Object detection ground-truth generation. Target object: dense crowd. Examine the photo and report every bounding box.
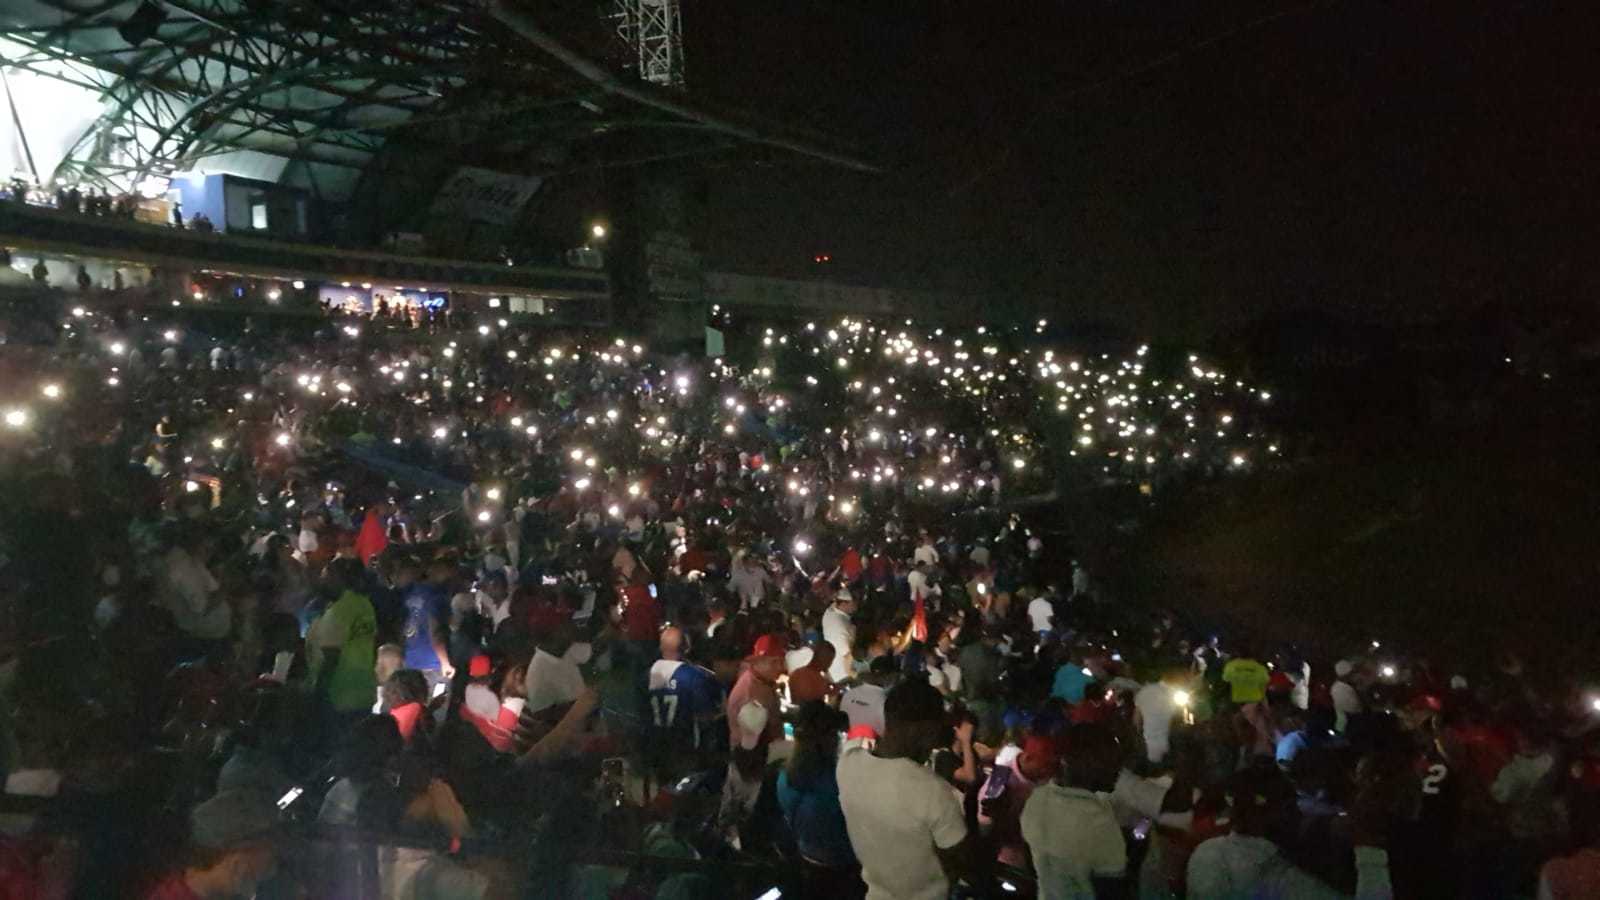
[0,294,1596,900]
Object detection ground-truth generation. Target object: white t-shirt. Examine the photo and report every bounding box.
[821,605,856,682]
[162,547,229,639]
[913,543,939,567]
[931,660,962,695]
[1134,683,1177,762]
[475,591,511,630]
[1027,597,1055,633]
[729,565,769,608]
[837,742,968,900]
[1331,680,1363,731]
[1020,784,1127,900]
[524,648,585,715]
[1186,834,1390,900]
[907,568,930,599]
[840,683,887,738]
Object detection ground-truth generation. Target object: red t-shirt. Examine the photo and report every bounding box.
[1070,698,1113,725]
[143,876,201,900]
[678,547,709,575]
[1450,723,1514,786]
[1542,849,1600,900]
[839,548,863,581]
[619,585,661,641]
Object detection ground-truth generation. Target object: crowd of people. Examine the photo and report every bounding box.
[0,294,1596,900]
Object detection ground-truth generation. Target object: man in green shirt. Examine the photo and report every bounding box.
[308,559,378,715]
[1222,651,1270,705]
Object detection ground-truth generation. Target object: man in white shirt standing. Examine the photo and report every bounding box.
[906,561,931,601]
[162,526,230,644]
[728,553,771,610]
[968,540,991,568]
[1027,592,1056,639]
[838,679,989,900]
[913,532,939,568]
[1021,723,1127,900]
[472,571,512,633]
[1331,659,1364,733]
[1133,669,1187,765]
[841,656,897,738]
[821,590,857,683]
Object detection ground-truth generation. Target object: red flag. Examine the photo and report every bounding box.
[355,509,388,565]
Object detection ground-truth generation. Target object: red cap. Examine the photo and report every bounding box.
[468,654,492,678]
[748,633,787,661]
[846,723,879,741]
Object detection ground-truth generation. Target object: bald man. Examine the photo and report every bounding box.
[647,626,723,766]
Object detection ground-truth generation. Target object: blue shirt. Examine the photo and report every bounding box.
[401,583,448,670]
[1050,663,1092,703]
[1276,730,1309,768]
[647,660,722,751]
[777,766,857,867]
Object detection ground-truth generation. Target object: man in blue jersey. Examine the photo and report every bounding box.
[401,556,455,699]
[646,625,723,779]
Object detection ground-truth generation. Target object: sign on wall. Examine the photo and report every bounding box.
[428,167,542,225]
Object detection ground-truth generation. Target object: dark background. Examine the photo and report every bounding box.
[681,2,1600,670]
[686,0,1600,343]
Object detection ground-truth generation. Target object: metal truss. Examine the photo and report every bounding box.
[0,0,537,193]
[609,0,685,89]
[2,0,867,195]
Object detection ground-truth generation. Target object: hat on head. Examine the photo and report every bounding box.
[1334,660,1354,678]
[748,633,786,662]
[468,654,492,679]
[190,789,279,850]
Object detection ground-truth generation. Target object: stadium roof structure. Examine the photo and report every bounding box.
[0,0,874,199]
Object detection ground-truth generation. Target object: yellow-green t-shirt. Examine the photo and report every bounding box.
[1222,658,1269,704]
[310,590,378,711]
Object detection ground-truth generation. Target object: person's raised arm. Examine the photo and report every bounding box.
[516,685,599,768]
[428,606,455,680]
[951,720,979,786]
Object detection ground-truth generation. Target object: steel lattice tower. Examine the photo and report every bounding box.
[610,0,685,89]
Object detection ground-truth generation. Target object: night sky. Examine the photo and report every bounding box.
[684,1,1600,341]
